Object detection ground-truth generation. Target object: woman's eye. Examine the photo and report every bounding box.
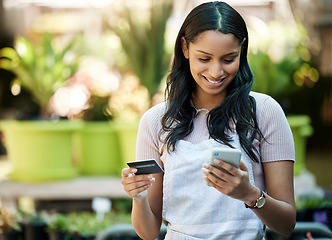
[224,59,235,63]
[198,58,210,62]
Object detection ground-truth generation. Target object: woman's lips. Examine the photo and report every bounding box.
[204,76,226,84]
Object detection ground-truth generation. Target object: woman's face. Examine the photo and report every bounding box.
[182,30,242,108]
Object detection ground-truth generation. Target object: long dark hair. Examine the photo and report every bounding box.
[161,1,263,162]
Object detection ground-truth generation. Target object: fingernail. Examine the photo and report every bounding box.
[202,168,209,174]
[214,159,221,164]
[203,163,209,168]
[131,168,137,173]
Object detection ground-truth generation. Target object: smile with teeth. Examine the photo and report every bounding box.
[204,76,225,84]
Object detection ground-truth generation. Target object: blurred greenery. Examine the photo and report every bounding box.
[47,213,68,233]
[0,207,22,233]
[104,0,173,100]
[296,197,332,210]
[82,95,113,121]
[66,211,131,237]
[3,207,132,238]
[249,49,301,99]
[0,33,81,118]
[248,21,319,109]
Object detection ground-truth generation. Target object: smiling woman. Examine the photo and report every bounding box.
[120,1,296,239]
[181,30,242,109]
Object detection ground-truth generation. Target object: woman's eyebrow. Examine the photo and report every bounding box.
[196,50,239,57]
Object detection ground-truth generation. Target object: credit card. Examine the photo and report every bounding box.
[127,159,164,175]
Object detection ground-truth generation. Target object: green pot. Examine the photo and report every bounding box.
[1,120,81,182]
[114,121,139,169]
[287,115,313,176]
[77,121,121,176]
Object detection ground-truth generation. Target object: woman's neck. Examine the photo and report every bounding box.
[191,91,226,111]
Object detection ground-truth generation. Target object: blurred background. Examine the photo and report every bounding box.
[0,0,331,239]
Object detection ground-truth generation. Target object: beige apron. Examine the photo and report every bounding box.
[162,136,265,240]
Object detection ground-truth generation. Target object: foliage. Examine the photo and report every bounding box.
[111,198,132,213]
[0,33,81,117]
[0,208,21,233]
[82,95,113,121]
[248,20,319,101]
[16,208,47,225]
[66,211,131,237]
[296,197,332,210]
[109,73,150,121]
[248,49,302,99]
[104,0,173,100]
[47,213,69,233]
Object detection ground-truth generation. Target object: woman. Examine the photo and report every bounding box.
[121,1,296,239]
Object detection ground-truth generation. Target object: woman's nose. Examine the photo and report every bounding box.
[209,63,224,79]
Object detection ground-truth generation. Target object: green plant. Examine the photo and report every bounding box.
[248,21,319,102]
[248,49,302,99]
[0,208,22,233]
[17,209,47,225]
[47,213,69,233]
[82,95,113,121]
[66,211,131,237]
[0,33,81,118]
[296,197,332,210]
[104,0,173,100]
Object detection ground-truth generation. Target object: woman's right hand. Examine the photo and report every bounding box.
[121,168,155,199]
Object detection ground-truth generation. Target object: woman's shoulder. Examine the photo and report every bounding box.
[250,91,287,126]
[139,101,167,130]
[250,91,273,103]
[249,91,283,112]
[141,101,167,119]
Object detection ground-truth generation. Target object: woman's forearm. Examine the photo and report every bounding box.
[131,197,163,240]
[251,193,296,235]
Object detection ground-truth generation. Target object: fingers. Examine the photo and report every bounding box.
[202,166,227,188]
[239,160,248,172]
[202,160,252,199]
[203,159,236,179]
[122,167,137,177]
[202,160,241,189]
[121,168,155,199]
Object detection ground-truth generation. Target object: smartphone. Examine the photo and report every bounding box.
[127,159,164,175]
[210,148,241,174]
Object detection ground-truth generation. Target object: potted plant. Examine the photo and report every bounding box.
[66,211,132,240]
[0,33,82,182]
[103,0,173,167]
[60,67,123,176]
[17,210,49,240]
[0,208,22,240]
[77,94,122,176]
[47,213,70,240]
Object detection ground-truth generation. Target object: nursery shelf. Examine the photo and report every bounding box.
[0,177,127,208]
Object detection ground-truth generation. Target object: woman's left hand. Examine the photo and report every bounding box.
[202,160,258,202]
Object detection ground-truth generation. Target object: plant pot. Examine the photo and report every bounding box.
[77,121,122,176]
[0,230,22,240]
[48,231,70,240]
[22,222,49,240]
[68,234,95,240]
[287,115,313,176]
[114,121,139,169]
[0,120,82,182]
